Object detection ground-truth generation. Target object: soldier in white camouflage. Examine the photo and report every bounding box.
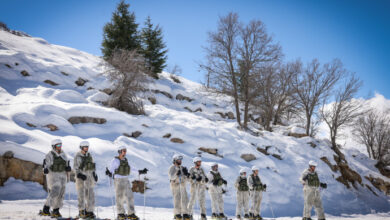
[235,168,250,219]
[74,141,98,219]
[187,157,208,220]
[300,160,327,220]
[207,162,227,220]
[39,139,71,218]
[248,166,266,220]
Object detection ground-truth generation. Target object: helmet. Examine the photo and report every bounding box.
[172,154,183,163]
[309,160,317,167]
[51,139,62,148]
[193,157,202,163]
[118,145,127,153]
[239,168,247,174]
[251,166,259,171]
[80,141,89,149]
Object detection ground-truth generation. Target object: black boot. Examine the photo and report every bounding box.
[183,214,191,220]
[117,213,126,220]
[175,214,183,220]
[78,209,87,218]
[211,213,218,219]
[244,214,250,219]
[128,213,139,220]
[201,213,207,220]
[51,208,61,218]
[236,215,241,219]
[86,211,96,219]
[39,205,50,216]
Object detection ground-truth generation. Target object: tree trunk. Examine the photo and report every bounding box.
[305,112,311,136]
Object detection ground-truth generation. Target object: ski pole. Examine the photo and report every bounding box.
[109,176,116,220]
[143,175,146,220]
[266,191,275,219]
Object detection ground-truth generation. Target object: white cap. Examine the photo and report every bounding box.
[239,168,247,174]
[51,139,62,146]
[211,162,218,167]
[80,141,89,147]
[309,160,317,167]
[118,145,127,151]
[172,154,183,162]
[251,166,259,171]
[193,157,202,163]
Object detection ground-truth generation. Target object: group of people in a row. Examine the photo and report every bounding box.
[39,139,140,220]
[168,154,267,220]
[39,139,327,220]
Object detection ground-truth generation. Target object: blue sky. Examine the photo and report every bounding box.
[1,0,389,98]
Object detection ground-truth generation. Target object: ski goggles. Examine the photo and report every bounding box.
[54,144,62,148]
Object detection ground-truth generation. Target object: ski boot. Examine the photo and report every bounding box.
[219,213,227,220]
[244,214,250,220]
[38,205,50,216]
[249,213,255,220]
[51,208,62,218]
[201,213,207,220]
[78,209,88,218]
[127,213,140,220]
[211,213,218,220]
[255,215,262,220]
[236,215,241,220]
[183,214,191,220]
[117,213,127,220]
[86,211,96,219]
[302,218,312,220]
[174,214,183,220]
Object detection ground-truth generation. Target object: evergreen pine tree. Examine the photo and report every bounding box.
[141,16,168,79]
[101,0,140,59]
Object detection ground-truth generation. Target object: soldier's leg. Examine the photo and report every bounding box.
[76,178,85,211]
[314,190,325,219]
[115,179,126,214]
[187,184,197,215]
[209,190,218,214]
[171,182,181,215]
[180,182,189,214]
[125,179,136,215]
[199,185,206,215]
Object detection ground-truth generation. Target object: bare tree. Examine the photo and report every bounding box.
[238,19,282,128]
[320,74,363,149]
[291,59,345,136]
[354,110,390,164]
[201,12,242,126]
[103,49,151,115]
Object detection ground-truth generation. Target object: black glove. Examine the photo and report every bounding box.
[138,168,148,175]
[263,184,267,189]
[77,173,87,181]
[93,172,98,182]
[212,179,219,186]
[105,168,112,177]
[205,177,209,183]
[177,169,182,176]
[222,179,227,185]
[196,176,202,182]
[43,168,49,174]
[320,183,327,189]
[222,189,226,194]
[65,166,71,172]
[191,174,196,180]
[182,167,189,177]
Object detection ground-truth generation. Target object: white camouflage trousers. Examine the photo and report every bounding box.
[114,178,135,215]
[187,183,206,215]
[236,190,249,216]
[303,186,325,219]
[249,190,262,216]
[44,172,67,209]
[76,171,95,212]
[170,181,188,215]
[208,186,224,214]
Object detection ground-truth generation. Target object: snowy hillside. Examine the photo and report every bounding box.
[1,29,390,218]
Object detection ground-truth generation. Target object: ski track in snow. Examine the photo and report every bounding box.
[1,30,390,218]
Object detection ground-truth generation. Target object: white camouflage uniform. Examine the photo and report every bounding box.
[74,151,96,213]
[43,150,69,210]
[187,166,207,215]
[207,170,224,215]
[109,157,136,215]
[300,169,325,220]
[168,165,189,215]
[248,174,263,216]
[235,176,249,217]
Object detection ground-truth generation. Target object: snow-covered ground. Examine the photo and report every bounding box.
[1,200,390,220]
[1,29,390,219]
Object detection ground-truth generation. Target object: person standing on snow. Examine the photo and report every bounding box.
[300,160,327,220]
[207,162,227,219]
[74,141,98,219]
[248,166,266,220]
[235,168,250,220]
[105,145,139,220]
[187,157,208,220]
[39,139,71,218]
[168,154,191,220]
